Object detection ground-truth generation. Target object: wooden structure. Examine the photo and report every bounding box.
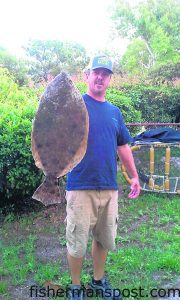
[121,123,180,194]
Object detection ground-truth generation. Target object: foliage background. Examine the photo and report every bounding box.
[0,68,179,206]
[0,0,179,207]
[120,84,180,123]
[0,68,43,207]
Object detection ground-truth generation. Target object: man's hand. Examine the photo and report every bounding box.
[128,177,141,199]
[117,144,141,199]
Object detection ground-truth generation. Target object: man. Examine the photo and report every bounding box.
[66,54,140,300]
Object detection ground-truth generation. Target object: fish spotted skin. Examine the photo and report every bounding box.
[31,72,89,206]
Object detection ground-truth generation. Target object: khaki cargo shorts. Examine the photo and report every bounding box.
[65,190,118,258]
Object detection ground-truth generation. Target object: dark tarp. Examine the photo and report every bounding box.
[132,127,180,144]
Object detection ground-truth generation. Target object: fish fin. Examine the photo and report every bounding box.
[32,176,65,206]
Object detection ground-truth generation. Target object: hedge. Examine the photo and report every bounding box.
[76,82,142,132]
[119,84,180,123]
[0,69,42,207]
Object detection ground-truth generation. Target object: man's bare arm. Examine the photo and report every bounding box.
[117,144,140,198]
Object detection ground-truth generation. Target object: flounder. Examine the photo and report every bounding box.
[31,72,89,206]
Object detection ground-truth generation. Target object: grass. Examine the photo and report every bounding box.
[0,235,37,284]
[0,185,179,299]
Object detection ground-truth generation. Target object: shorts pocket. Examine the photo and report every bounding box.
[66,220,76,249]
[66,219,89,257]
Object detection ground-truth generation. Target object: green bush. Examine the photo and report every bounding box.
[76,82,142,135]
[0,68,42,206]
[120,84,180,123]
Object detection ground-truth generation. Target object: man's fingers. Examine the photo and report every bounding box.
[128,182,140,198]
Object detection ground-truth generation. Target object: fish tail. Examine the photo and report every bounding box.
[32,175,65,206]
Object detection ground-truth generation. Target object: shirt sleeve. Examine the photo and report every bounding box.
[117,109,132,146]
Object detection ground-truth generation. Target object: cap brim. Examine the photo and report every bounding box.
[91,67,113,74]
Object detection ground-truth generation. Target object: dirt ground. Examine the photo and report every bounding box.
[0,194,179,300]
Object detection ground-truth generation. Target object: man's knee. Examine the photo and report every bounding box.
[67,245,86,258]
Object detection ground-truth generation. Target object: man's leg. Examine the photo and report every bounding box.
[92,239,108,280]
[89,191,121,299]
[67,252,84,285]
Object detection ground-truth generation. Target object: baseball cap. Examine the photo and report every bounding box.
[87,54,113,74]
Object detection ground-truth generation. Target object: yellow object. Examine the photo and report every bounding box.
[149,177,154,189]
[164,178,170,191]
[165,147,171,175]
[150,146,154,161]
[121,143,179,194]
[121,165,131,184]
[150,162,154,174]
[120,147,137,186]
[149,146,154,189]
[149,146,154,174]
[154,184,164,190]
[122,171,131,184]
[164,147,171,191]
[131,145,142,151]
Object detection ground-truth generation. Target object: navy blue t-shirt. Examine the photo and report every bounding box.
[66,94,131,190]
